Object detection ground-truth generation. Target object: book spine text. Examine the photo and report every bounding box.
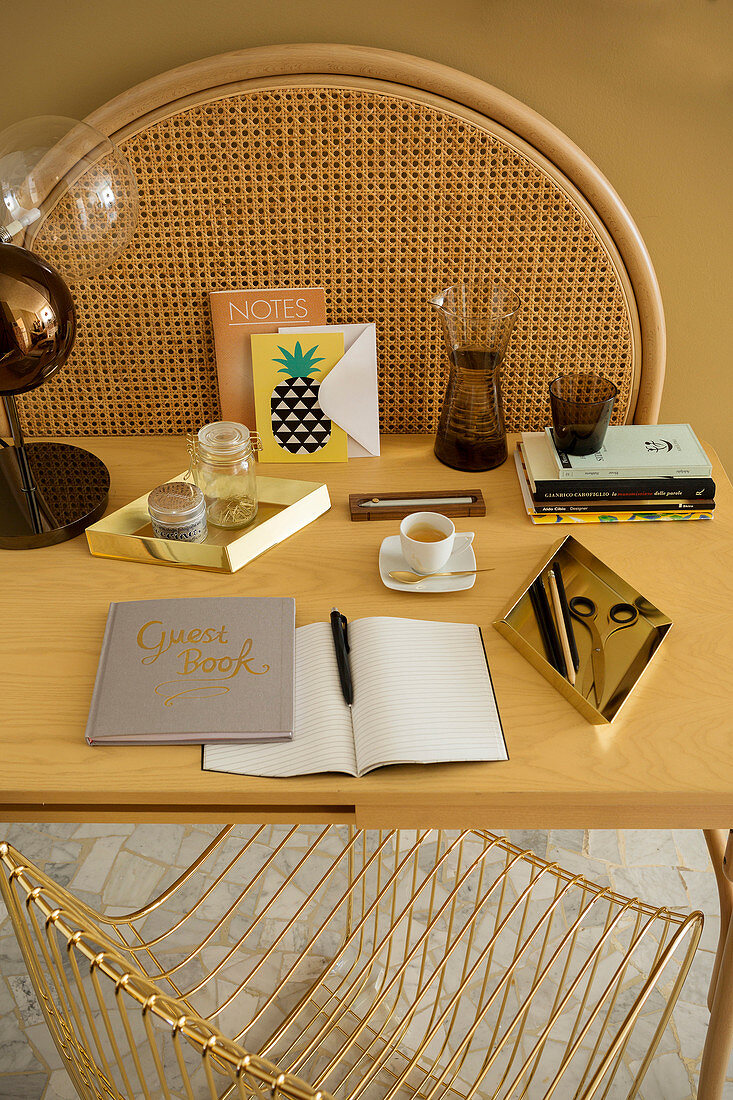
[532,477,716,501]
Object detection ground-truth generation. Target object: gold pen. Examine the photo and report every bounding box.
[547,568,576,687]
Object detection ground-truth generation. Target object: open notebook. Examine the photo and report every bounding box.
[203,616,507,777]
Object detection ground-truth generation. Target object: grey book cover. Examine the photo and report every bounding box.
[543,425,711,478]
[85,597,295,745]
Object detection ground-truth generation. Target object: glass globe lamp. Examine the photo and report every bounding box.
[0,116,138,547]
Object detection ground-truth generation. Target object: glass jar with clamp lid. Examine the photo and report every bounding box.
[189,421,260,529]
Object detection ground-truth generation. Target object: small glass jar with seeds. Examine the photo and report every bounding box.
[191,421,259,529]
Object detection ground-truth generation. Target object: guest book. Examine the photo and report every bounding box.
[204,617,507,777]
[85,597,295,745]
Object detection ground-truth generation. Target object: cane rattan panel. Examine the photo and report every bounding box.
[25,86,635,437]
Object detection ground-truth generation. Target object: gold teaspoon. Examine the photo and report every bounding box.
[389,568,495,584]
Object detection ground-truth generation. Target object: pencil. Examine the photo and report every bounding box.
[548,568,576,686]
[552,558,580,672]
[528,578,564,674]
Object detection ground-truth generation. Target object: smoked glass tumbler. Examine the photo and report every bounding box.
[549,372,618,455]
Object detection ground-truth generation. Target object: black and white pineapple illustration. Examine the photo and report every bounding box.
[270,341,332,454]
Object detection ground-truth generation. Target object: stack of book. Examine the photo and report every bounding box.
[514,424,715,524]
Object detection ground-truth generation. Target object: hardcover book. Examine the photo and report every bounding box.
[520,433,715,500]
[85,598,295,745]
[544,425,712,479]
[204,617,508,777]
[210,287,326,429]
[514,448,714,525]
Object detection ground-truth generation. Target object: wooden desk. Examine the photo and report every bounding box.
[3,433,733,1098]
[2,433,733,828]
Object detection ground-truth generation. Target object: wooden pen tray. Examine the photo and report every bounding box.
[349,488,486,521]
[494,535,673,724]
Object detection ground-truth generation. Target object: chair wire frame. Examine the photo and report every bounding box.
[0,827,702,1100]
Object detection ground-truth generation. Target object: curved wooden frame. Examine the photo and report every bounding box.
[85,43,665,423]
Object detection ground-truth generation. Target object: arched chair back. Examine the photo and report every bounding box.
[15,45,664,438]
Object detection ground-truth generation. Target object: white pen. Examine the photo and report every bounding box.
[359,495,475,508]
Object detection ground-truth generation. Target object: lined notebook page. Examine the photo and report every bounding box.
[203,623,356,776]
[349,618,506,776]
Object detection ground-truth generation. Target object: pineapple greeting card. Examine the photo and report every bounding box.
[251,332,348,462]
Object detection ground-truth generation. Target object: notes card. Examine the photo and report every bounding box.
[210,287,326,429]
[251,332,348,462]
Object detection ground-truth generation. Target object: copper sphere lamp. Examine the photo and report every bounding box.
[0,116,138,547]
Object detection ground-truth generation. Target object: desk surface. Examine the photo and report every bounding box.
[3,434,733,828]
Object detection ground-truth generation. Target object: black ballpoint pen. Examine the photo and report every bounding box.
[330,607,353,705]
[528,578,564,675]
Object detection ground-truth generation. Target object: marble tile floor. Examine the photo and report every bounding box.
[0,824,731,1100]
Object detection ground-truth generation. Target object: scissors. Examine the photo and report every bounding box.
[569,595,639,707]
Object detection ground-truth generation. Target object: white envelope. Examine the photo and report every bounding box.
[279,323,380,457]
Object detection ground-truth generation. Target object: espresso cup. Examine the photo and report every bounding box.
[399,511,474,575]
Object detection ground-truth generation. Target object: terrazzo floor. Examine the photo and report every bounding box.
[0,825,731,1099]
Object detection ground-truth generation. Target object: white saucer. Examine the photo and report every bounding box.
[379,534,477,593]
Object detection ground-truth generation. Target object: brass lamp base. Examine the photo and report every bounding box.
[0,441,109,549]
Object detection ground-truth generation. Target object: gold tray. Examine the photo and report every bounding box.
[86,473,331,573]
[494,535,672,724]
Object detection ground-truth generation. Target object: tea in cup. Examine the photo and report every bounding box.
[399,511,474,575]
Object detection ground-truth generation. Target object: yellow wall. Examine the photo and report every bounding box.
[3,0,731,466]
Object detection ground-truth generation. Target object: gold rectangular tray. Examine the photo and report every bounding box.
[86,473,331,573]
[494,535,673,724]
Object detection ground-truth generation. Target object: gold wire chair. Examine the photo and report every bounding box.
[1,826,701,1100]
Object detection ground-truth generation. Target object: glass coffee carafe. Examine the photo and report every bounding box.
[432,280,521,471]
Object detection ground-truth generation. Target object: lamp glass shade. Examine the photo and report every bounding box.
[0,115,138,282]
